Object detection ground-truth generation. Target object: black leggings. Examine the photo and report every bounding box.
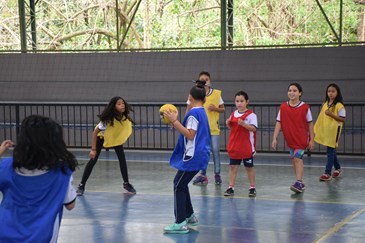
[80,137,129,186]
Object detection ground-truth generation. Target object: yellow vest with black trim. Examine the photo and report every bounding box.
[204,89,221,135]
[98,118,132,148]
[314,102,344,148]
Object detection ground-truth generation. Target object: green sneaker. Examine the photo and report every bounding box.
[164,220,189,234]
[186,214,199,226]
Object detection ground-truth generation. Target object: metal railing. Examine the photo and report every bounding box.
[0,102,364,155]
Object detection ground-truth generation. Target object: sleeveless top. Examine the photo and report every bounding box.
[204,89,222,135]
[279,102,311,149]
[314,101,345,148]
[227,110,257,159]
[97,117,132,148]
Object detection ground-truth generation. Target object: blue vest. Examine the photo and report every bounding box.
[170,107,211,171]
[0,157,72,242]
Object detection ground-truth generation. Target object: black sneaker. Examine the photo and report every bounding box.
[123,182,136,194]
[76,184,85,196]
[224,187,234,196]
[248,188,256,197]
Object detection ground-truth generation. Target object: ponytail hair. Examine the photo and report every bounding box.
[190,85,206,101]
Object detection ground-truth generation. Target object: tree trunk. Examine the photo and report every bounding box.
[143,0,151,48]
[356,0,365,41]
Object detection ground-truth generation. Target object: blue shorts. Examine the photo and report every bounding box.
[289,148,305,159]
[229,158,254,168]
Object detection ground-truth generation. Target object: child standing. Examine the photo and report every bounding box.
[0,115,78,242]
[272,83,314,193]
[314,83,345,181]
[224,91,258,197]
[77,96,136,195]
[187,71,225,185]
[163,83,210,234]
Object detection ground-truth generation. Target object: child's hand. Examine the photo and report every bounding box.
[307,140,314,151]
[237,118,246,126]
[325,109,333,116]
[208,104,217,112]
[226,117,231,128]
[1,140,13,148]
[89,150,97,159]
[164,109,178,124]
[271,139,277,150]
[0,140,13,156]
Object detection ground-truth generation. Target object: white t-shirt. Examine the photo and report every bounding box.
[184,107,200,159]
[338,108,346,117]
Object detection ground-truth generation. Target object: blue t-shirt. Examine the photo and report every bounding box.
[0,157,72,243]
[170,107,211,171]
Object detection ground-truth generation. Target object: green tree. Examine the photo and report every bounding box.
[0,0,363,51]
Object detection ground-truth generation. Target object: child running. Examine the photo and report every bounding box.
[77,96,136,195]
[314,83,345,181]
[163,83,210,234]
[272,83,314,193]
[224,91,258,197]
[0,115,78,242]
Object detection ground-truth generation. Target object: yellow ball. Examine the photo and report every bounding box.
[159,104,178,124]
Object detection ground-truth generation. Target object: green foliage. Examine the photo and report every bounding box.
[0,0,362,51]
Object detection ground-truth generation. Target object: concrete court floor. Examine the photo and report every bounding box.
[54,149,365,243]
[1,149,364,243]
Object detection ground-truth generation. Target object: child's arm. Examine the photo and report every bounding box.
[172,120,197,140]
[164,110,196,140]
[64,177,76,210]
[64,200,76,210]
[271,121,281,150]
[89,127,100,159]
[238,119,257,132]
[0,140,13,156]
[226,117,231,129]
[307,122,315,151]
[325,109,345,123]
[208,104,225,113]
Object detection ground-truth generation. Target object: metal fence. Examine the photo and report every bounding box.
[0,102,364,155]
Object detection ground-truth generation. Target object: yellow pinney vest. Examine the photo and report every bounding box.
[314,102,344,148]
[204,89,221,136]
[98,118,132,148]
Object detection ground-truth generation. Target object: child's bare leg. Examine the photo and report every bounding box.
[245,167,255,186]
[292,157,304,181]
[229,165,239,186]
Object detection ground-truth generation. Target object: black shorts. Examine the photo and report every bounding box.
[229,158,254,168]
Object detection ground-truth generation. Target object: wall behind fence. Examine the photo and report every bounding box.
[0,46,364,103]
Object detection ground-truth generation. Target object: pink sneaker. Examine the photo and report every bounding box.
[193,175,208,185]
[332,170,342,178]
[319,173,331,181]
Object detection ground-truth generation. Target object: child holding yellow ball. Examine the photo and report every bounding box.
[163,83,210,234]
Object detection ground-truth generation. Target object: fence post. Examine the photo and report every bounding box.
[15,104,20,139]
